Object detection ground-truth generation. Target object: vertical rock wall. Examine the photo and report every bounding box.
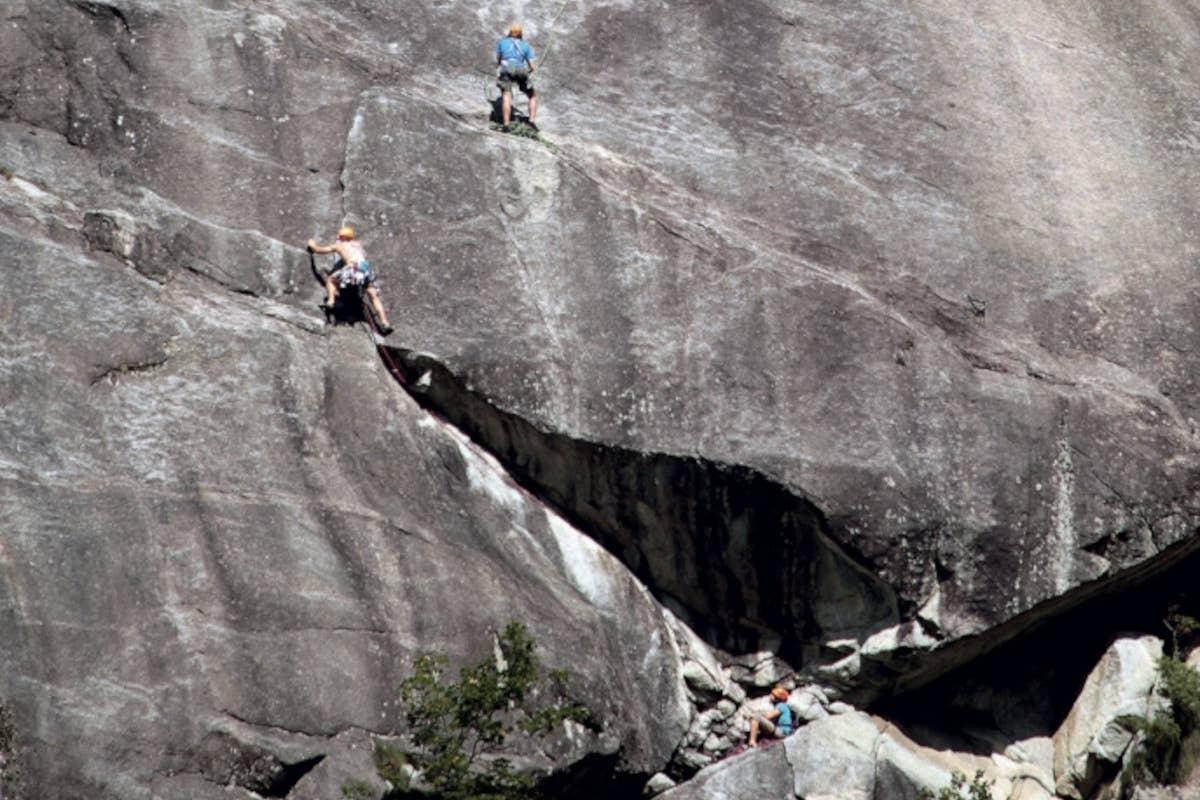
[2,0,1200,798]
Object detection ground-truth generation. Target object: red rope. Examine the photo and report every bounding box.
[360,297,408,385]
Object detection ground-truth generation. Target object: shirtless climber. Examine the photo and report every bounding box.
[307,225,394,336]
[496,22,538,130]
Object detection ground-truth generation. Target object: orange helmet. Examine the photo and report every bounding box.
[771,687,789,701]
[337,225,355,240]
[508,22,523,38]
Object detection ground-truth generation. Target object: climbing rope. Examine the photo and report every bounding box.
[356,291,412,386]
[538,0,572,71]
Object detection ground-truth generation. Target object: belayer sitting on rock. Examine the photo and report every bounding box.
[747,686,793,746]
[307,225,394,336]
[496,22,538,131]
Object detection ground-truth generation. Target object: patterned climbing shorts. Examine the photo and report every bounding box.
[333,260,377,289]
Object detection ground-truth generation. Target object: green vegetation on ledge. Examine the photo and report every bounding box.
[915,769,993,800]
[1119,611,1200,797]
[489,122,558,152]
[367,622,590,800]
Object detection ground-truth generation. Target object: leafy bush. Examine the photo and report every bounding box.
[489,122,558,152]
[1160,656,1200,730]
[915,770,993,800]
[1164,610,1200,659]
[373,740,411,791]
[384,622,589,800]
[1120,644,1200,795]
[342,780,378,800]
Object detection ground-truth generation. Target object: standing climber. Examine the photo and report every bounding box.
[747,686,793,746]
[496,22,538,130]
[307,225,394,336]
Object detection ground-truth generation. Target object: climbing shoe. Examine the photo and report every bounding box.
[526,120,538,132]
[379,324,394,337]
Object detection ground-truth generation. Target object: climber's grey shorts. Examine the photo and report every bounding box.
[498,67,535,95]
[755,716,787,738]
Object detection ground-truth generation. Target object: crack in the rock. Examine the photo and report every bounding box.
[67,1,130,34]
[246,625,395,636]
[219,709,351,741]
[178,261,259,297]
[89,356,169,385]
[1029,33,1077,51]
[1023,363,1076,386]
[956,347,1010,374]
[648,215,714,255]
[183,717,330,797]
[869,722,886,796]
[384,346,1200,727]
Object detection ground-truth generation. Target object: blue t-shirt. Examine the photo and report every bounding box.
[775,701,793,734]
[497,36,535,69]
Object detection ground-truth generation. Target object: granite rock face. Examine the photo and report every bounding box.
[3,0,1200,798]
[336,0,1200,652]
[0,275,694,798]
[0,8,699,783]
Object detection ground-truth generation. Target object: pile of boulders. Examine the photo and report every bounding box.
[644,620,853,794]
[646,635,1198,799]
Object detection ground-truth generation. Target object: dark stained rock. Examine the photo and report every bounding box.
[391,350,900,665]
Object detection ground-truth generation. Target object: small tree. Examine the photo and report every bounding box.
[915,770,993,800]
[385,622,590,800]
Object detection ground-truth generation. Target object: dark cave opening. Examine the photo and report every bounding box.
[263,754,325,797]
[535,752,645,800]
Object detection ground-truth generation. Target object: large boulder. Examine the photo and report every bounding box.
[1053,636,1164,799]
[784,711,997,800]
[657,746,793,800]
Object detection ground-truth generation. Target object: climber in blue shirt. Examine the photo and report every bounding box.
[496,22,539,130]
[748,686,794,746]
